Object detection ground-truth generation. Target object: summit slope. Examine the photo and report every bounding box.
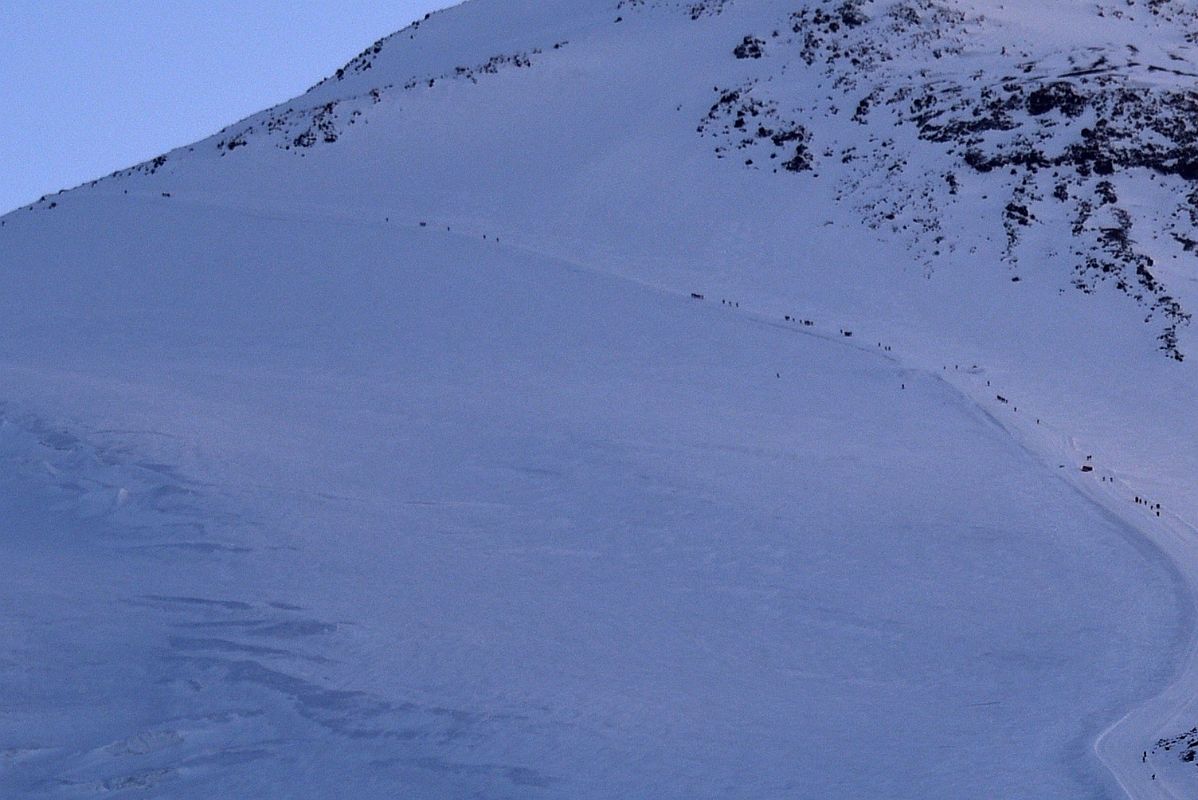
[4,1,1198,797]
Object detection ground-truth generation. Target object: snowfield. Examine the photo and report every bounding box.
[5,1,1198,797]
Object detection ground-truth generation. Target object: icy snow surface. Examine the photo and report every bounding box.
[5,1,1198,797]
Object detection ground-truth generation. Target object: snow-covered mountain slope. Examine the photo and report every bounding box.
[5,1,1198,797]
[0,193,1185,799]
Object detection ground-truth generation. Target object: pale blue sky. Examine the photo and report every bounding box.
[1,1,455,214]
